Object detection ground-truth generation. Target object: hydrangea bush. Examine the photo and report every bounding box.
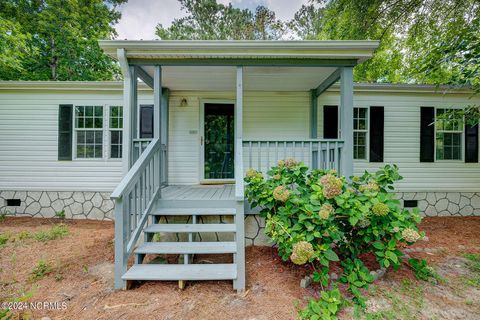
[245,160,424,314]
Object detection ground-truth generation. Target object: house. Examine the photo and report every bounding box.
[0,40,479,292]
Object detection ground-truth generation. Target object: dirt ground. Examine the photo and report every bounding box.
[0,216,479,320]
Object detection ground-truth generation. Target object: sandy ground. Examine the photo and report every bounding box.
[0,216,479,320]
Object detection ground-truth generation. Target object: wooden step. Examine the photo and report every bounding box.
[144,223,236,233]
[122,263,237,281]
[151,207,236,216]
[135,241,237,254]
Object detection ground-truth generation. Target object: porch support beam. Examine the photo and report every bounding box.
[234,65,245,292]
[310,89,318,138]
[135,66,154,89]
[314,68,341,97]
[128,58,358,67]
[340,66,354,179]
[117,48,137,174]
[153,65,162,196]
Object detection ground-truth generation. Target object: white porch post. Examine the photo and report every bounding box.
[340,66,354,178]
[117,48,137,174]
[153,65,162,196]
[234,66,245,292]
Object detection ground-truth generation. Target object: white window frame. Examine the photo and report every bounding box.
[353,106,369,161]
[72,104,123,161]
[434,107,464,162]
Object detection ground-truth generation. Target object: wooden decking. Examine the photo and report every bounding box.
[161,184,236,201]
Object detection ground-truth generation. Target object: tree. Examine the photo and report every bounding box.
[291,0,479,91]
[156,0,284,40]
[0,0,126,81]
[0,17,32,79]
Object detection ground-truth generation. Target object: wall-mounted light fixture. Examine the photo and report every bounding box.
[180,98,188,107]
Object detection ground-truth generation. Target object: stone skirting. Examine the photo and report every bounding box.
[396,192,480,217]
[0,190,114,220]
[1,190,479,245]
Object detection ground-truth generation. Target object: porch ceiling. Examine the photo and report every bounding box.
[141,65,338,91]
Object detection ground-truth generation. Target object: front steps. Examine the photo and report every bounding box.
[121,201,245,291]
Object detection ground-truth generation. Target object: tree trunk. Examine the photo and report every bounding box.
[50,37,58,80]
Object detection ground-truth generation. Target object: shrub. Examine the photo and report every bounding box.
[408,258,443,283]
[245,161,424,311]
[297,287,344,320]
[29,260,53,281]
[55,210,66,219]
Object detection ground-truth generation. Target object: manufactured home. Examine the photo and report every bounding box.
[0,41,479,291]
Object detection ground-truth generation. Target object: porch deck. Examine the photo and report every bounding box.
[161,184,235,201]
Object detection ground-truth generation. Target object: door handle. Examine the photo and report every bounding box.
[200,136,203,145]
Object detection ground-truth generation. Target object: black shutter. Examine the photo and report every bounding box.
[465,123,479,163]
[323,105,338,139]
[140,105,154,138]
[369,106,384,162]
[58,104,73,160]
[420,107,435,162]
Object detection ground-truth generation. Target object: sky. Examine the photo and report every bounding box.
[115,0,309,40]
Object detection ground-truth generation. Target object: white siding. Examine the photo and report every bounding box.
[167,91,310,184]
[318,91,480,192]
[1,84,478,193]
[0,89,152,192]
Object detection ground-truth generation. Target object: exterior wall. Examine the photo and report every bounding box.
[167,91,310,185]
[0,85,152,220]
[317,90,480,193]
[1,83,479,223]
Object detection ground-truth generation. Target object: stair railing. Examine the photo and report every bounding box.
[111,138,162,289]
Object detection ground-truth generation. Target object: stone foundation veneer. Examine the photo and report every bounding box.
[0,190,114,220]
[396,192,480,216]
[1,190,479,244]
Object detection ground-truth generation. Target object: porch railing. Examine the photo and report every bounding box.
[243,139,344,174]
[133,138,167,186]
[111,138,163,289]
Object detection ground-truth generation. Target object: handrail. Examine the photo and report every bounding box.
[235,137,244,200]
[111,138,161,199]
[112,137,163,289]
[243,139,344,174]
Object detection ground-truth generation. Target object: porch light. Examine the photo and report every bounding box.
[180,98,188,107]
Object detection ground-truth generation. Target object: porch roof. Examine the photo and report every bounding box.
[98,40,379,66]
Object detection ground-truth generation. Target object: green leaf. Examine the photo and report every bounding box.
[324,249,339,262]
[372,242,385,250]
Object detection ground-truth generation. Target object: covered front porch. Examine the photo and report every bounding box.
[99,40,379,291]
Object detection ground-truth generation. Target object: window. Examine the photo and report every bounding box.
[353,107,368,160]
[75,106,103,158]
[74,105,123,159]
[109,106,123,158]
[435,108,463,160]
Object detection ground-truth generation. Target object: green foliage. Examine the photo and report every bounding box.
[463,253,480,287]
[292,0,480,95]
[408,258,442,284]
[29,260,53,281]
[156,0,284,40]
[34,225,69,242]
[245,161,424,314]
[0,0,126,81]
[297,287,344,320]
[0,232,10,246]
[55,210,66,219]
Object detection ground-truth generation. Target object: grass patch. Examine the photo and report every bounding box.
[0,232,10,246]
[34,224,69,242]
[354,279,425,320]
[29,260,53,282]
[462,253,480,287]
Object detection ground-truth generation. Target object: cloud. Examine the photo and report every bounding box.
[115,0,185,40]
[114,0,309,40]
